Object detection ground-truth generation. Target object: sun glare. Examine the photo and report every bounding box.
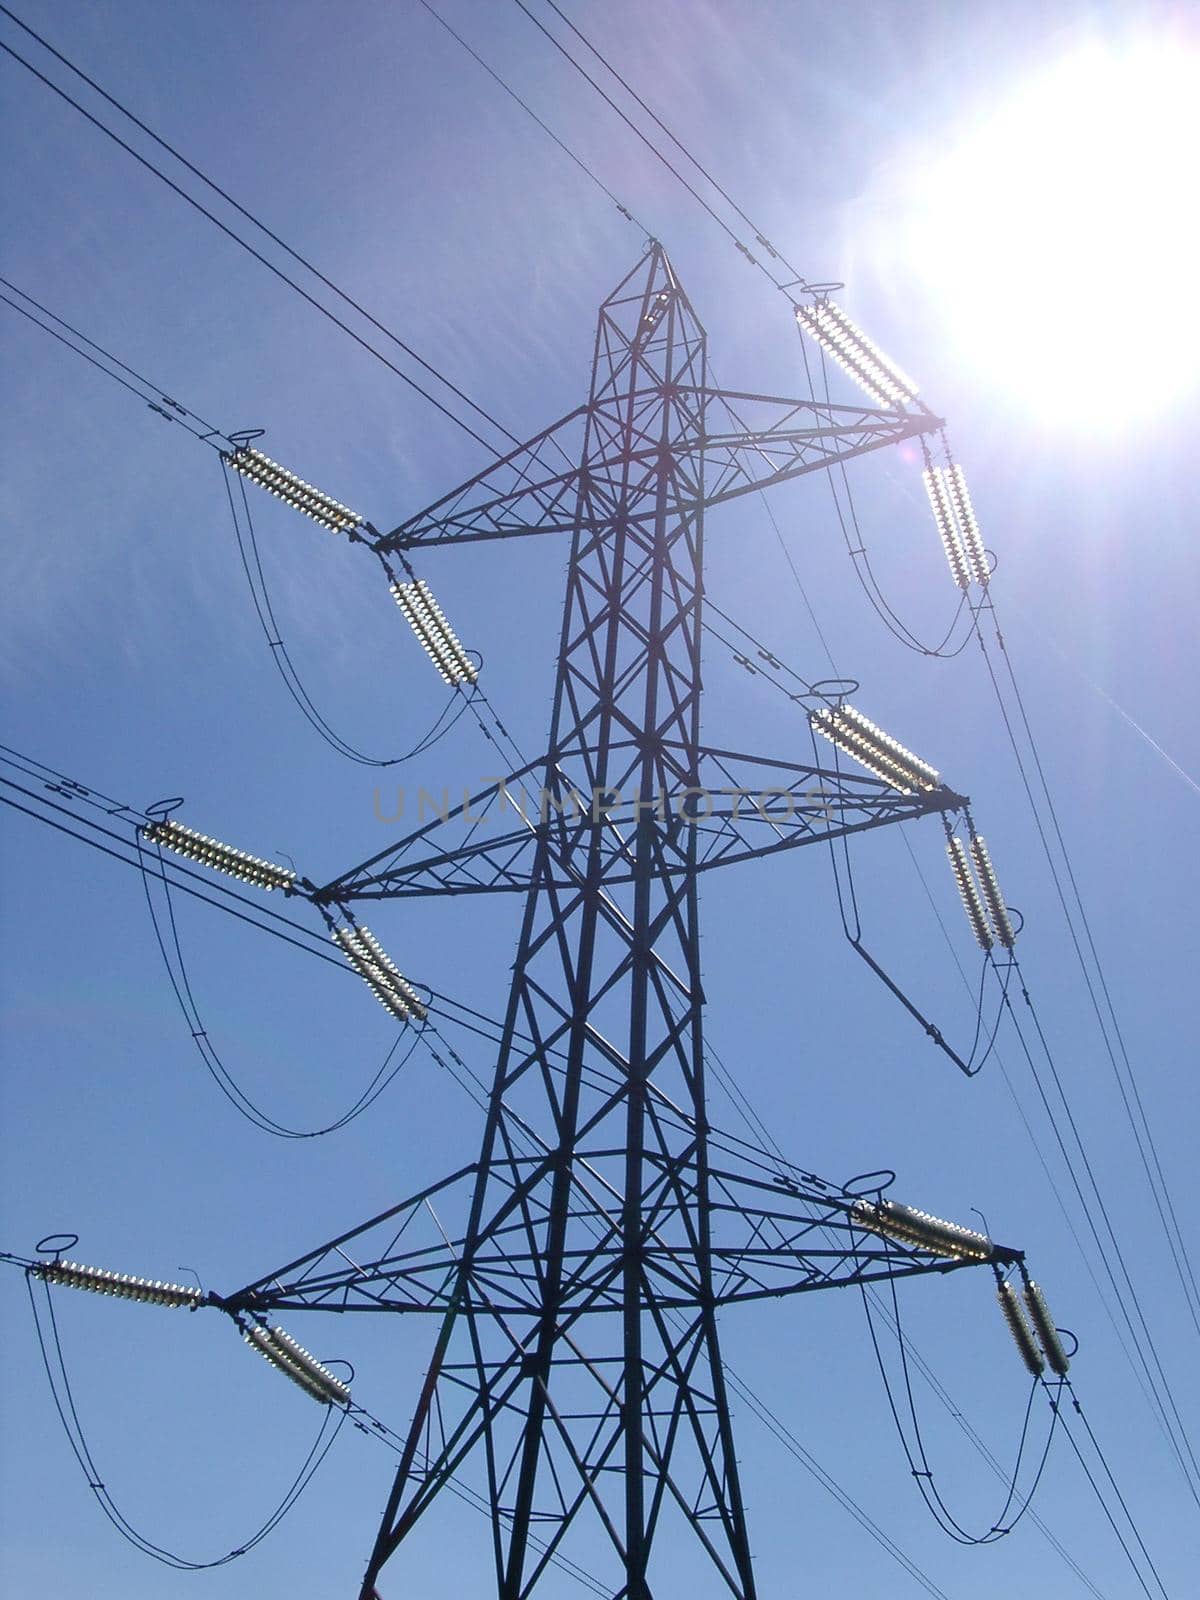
[904,37,1200,427]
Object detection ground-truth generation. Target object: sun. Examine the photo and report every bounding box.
[901,34,1200,427]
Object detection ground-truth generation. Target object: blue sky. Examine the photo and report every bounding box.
[2,1,1198,1596]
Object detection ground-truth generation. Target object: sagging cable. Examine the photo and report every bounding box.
[844,936,978,1076]
[24,1268,344,1571]
[142,818,296,892]
[32,1258,204,1309]
[858,1265,1060,1550]
[225,445,363,535]
[852,1198,994,1262]
[795,300,920,408]
[243,1321,351,1408]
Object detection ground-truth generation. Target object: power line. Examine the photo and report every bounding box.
[654,529,1200,1500]
[895,821,1170,1441]
[222,461,473,767]
[25,1270,347,1570]
[758,488,842,675]
[0,4,526,452]
[686,568,1198,1483]
[689,365,1200,1537]
[804,346,971,658]
[819,748,1197,1487]
[509,0,779,274]
[0,771,346,970]
[1013,609,1200,799]
[1,750,969,1600]
[137,827,426,1139]
[984,614,1200,1327]
[785,419,1200,1494]
[4,21,1190,1574]
[808,639,1200,1494]
[415,0,646,235]
[995,966,1200,1499]
[579,34,1200,1501]
[966,615,1200,1353]
[701,1035,1109,1597]
[0,274,226,440]
[804,404,1200,1371]
[1,279,473,769]
[1061,1384,1172,1600]
[862,1276,1056,1547]
[0,285,220,443]
[752,396,1184,1401]
[512,0,818,299]
[0,21,513,456]
[1053,1385,1172,1600]
[537,0,822,287]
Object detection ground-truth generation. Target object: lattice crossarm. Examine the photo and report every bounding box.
[695,386,943,508]
[645,745,968,873]
[227,1268,462,1316]
[373,405,590,551]
[708,1251,991,1308]
[317,827,540,902]
[220,1164,478,1308]
[370,389,942,547]
[313,767,548,901]
[691,1154,1025,1309]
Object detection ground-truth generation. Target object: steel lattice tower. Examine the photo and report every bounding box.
[217,246,1019,1599]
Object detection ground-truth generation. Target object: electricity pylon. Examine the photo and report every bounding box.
[220,245,1017,1599]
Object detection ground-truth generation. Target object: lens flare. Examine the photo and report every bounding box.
[902,37,1200,426]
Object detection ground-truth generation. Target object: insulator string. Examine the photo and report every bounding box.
[222,457,472,767]
[136,831,423,1138]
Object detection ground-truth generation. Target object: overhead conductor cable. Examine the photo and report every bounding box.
[391,578,478,686]
[33,1258,204,1309]
[226,445,363,535]
[795,301,920,408]
[143,818,296,892]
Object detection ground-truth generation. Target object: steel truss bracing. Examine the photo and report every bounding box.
[232,247,1002,1600]
[321,750,961,901]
